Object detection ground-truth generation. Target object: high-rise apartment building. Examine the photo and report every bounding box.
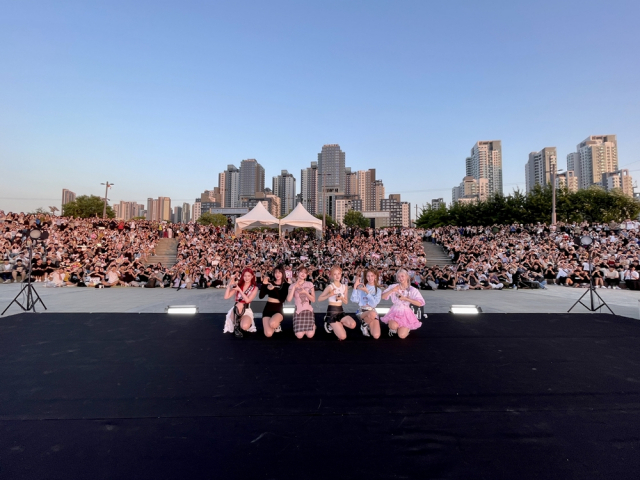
[182,203,191,223]
[555,171,579,193]
[467,140,502,196]
[62,189,76,209]
[571,135,618,190]
[115,201,143,220]
[173,206,182,223]
[192,200,202,223]
[218,165,240,208]
[300,162,318,214]
[432,198,445,210]
[602,169,634,197]
[272,170,297,216]
[380,194,411,227]
[317,144,346,218]
[239,159,265,198]
[525,147,557,193]
[452,176,489,204]
[145,197,171,221]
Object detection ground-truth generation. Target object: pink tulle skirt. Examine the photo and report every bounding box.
[381,305,422,330]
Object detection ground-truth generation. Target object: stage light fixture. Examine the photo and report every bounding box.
[449,305,482,314]
[166,305,199,315]
[283,306,295,315]
[376,307,391,315]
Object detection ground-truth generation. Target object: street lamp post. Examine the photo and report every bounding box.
[551,167,564,226]
[101,182,114,219]
[319,172,332,232]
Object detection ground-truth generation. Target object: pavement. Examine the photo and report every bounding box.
[1,282,639,319]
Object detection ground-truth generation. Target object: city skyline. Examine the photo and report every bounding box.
[2,1,639,213]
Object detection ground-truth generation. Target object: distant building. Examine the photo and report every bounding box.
[241,192,281,218]
[182,203,191,223]
[317,144,346,218]
[467,140,502,196]
[115,201,143,220]
[362,211,390,228]
[192,200,202,222]
[335,196,363,225]
[555,171,579,193]
[173,206,182,223]
[452,176,489,204]
[525,147,557,193]
[431,198,445,210]
[239,159,265,198]
[301,162,318,214]
[570,135,619,190]
[380,194,411,227]
[219,165,240,208]
[145,197,171,221]
[273,170,297,216]
[62,189,76,210]
[602,169,634,197]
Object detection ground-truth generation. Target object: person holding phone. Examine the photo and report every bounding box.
[259,265,290,337]
[317,266,356,341]
[351,269,382,339]
[223,267,258,338]
[287,266,316,339]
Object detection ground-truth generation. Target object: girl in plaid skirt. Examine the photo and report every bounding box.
[287,266,316,339]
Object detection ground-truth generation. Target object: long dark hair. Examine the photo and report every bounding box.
[272,265,286,285]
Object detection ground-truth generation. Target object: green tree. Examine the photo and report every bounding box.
[197,212,229,226]
[342,209,369,228]
[62,195,115,218]
[314,214,337,228]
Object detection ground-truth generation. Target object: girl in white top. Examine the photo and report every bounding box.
[350,269,383,339]
[317,266,356,341]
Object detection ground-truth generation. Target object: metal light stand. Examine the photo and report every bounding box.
[568,238,614,314]
[2,236,47,315]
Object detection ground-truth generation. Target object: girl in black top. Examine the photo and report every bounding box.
[260,265,290,337]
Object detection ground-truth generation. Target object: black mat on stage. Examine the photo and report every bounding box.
[1,312,640,479]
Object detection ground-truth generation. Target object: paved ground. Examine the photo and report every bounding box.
[1,282,639,318]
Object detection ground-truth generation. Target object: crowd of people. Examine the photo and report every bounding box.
[0,210,426,292]
[423,221,640,291]
[3,210,640,296]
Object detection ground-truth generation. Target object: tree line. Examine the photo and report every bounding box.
[416,185,640,228]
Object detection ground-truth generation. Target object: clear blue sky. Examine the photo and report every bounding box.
[2,0,639,214]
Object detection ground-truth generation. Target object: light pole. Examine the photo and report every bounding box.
[101,182,114,219]
[319,172,332,232]
[551,167,564,226]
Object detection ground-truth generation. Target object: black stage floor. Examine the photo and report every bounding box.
[1,312,640,479]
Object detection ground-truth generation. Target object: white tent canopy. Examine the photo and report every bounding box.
[279,203,323,237]
[234,202,280,234]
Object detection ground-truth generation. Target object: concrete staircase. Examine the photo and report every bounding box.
[146,238,179,267]
[422,241,453,267]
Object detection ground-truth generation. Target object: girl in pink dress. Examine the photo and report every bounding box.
[381,269,425,339]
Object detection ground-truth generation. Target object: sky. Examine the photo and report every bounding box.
[1,0,639,215]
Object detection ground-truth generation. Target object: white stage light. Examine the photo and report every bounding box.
[376,307,390,315]
[449,305,482,314]
[283,306,295,315]
[166,305,199,314]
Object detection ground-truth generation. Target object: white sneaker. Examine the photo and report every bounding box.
[361,322,371,337]
[274,325,282,333]
[614,286,621,290]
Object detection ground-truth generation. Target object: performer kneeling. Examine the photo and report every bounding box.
[351,269,382,339]
[381,269,425,339]
[317,266,356,341]
[287,266,316,339]
[223,268,258,338]
[260,265,290,337]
